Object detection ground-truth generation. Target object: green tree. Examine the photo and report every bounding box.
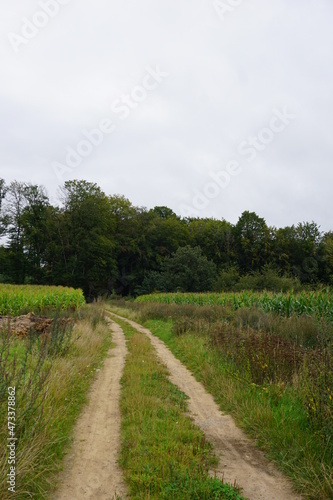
[161,245,216,292]
[0,178,7,236]
[2,181,28,282]
[107,195,142,294]
[188,218,234,268]
[58,180,117,297]
[272,222,321,283]
[234,211,271,273]
[318,231,333,284]
[20,184,50,283]
[145,207,190,267]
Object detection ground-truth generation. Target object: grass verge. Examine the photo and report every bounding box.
[144,320,332,500]
[114,317,245,499]
[0,303,112,499]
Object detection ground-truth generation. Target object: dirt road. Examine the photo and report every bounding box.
[111,313,301,500]
[53,320,128,500]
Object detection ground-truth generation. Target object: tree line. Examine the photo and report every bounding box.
[0,178,332,298]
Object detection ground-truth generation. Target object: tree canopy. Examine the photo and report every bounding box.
[0,177,330,297]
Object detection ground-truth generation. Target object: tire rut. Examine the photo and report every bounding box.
[52,319,128,500]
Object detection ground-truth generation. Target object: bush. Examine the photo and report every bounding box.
[215,265,301,293]
[214,266,240,291]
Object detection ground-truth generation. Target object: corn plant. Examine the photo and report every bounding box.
[0,284,85,316]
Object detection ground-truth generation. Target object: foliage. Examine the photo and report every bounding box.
[234,266,301,292]
[0,177,331,296]
[233,210,270,272]
[162,246,217,292]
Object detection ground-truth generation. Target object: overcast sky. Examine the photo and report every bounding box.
[1,0,332,231]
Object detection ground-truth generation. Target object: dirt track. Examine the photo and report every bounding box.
[53,313,302,500]
[110,313,302,500]
[53,320,128,500]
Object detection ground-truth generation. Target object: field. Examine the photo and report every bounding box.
[0,284,85,316]
[112,293,333,499]
[2,283,332,498]
[136,290,333,321]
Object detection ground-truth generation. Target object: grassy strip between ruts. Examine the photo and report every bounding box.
[113,317,245,500]
[0,304,112,499]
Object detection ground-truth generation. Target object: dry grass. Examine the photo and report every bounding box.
[0,303,112,499]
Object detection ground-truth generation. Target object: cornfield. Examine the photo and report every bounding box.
[0,284,85,316]
[136,290,333,321]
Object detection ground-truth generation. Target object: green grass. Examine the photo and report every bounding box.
[143,319,333,499]
[0,303,112,499]
[108,303,333,499]
[114,317,245,499]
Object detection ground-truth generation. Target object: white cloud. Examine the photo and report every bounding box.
[0,0,332,230]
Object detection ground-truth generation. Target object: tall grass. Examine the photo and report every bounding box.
[0,302,111,499]
[109,301,333,498]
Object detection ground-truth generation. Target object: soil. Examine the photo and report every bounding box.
[111,313,302,500]
[52,319,128,500]
[0,312,53,338]
[0,312,73,339]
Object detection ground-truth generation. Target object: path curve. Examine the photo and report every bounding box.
[110,312,302,500]
[53,320,128,500]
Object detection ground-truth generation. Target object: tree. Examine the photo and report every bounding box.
[188,218,234,268]
[234,211,271,273]
[0,178,7,236]
[272,222,322,283]
[2,181,28,282]
[151,206,178,219]
[161,246,216,292]
[107,195,143,294]
[145,207,190,267]
[294,222,321,283]
[57,180,117,297]
[20,184,50,283]
[318,231,333,284]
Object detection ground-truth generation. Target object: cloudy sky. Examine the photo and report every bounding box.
[1,0,332,230]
